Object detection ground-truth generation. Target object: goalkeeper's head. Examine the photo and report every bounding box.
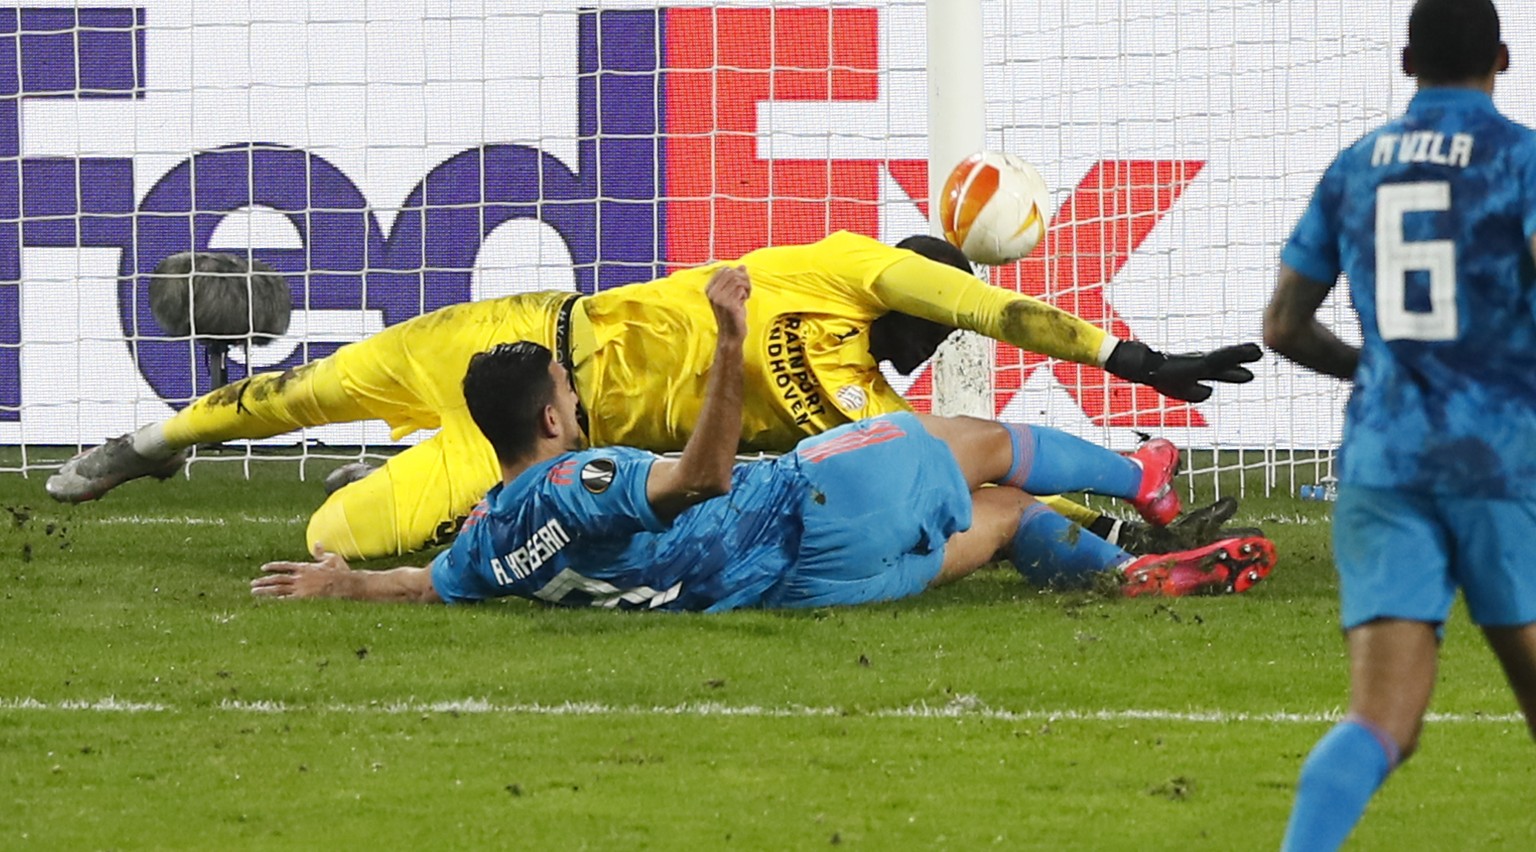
[464,341,585,466]
[1405,0,1507,88]
[869,235,970,375]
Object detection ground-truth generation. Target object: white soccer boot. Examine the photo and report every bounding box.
[45,435,188,503]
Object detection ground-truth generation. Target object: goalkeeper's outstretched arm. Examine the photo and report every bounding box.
[871,255,1261,403]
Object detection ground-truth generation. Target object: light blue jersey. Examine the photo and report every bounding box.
[429,445,801,611]
[1283,87,1536,498]
[430,412,971,612]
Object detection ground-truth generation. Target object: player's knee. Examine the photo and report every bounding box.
[975,488,1035,550]
[306,500,366,561]
[307,467,466,560]
[974,426,1019,487]
[307,467,405,560]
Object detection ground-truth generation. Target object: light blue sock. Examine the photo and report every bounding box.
[1005,503,1134,589]
[1281,718,1400,852]
[1002,423,1142,499]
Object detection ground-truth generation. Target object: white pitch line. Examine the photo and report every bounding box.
[65,510,1316,530]
[89,514,307,527]
[0,697,169,712]
[0,696,1522,725]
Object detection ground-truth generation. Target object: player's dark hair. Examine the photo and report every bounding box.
[1408,0,1502,85]
[868,235,968,375]
[463,341,557,461]
[895,234,972,273]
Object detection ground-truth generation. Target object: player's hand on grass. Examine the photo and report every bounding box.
[707,264,751,344]
[251,543,353,600]
[1104,341,1262,403]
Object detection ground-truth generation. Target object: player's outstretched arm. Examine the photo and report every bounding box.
[251,545,441,604]
[644,265,750,523]
[1264,264,1358,380]
[872,255,1260,402]
[1101,340,1264,403]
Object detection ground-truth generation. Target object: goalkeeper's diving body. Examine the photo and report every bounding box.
[48,231,1262,560]
[252,266,1278,608]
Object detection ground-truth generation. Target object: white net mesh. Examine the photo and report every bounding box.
[6,1,1535,498]
[980,0,1394,496]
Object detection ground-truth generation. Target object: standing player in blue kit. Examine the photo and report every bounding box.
[1266,1,1536,847]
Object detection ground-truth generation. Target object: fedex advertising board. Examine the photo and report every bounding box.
[5,1,1535,449]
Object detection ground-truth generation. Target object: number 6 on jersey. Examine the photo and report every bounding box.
[1375,181,1458,342]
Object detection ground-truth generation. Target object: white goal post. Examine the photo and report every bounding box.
[9,1,1534,497]
[927,0,995,422]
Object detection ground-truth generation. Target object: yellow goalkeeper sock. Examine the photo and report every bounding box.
[1038,494,1104,527]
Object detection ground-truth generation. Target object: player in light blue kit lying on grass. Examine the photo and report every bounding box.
[253,266,1276,610]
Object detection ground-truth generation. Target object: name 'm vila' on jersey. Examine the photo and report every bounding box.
[1283,87,1536,498]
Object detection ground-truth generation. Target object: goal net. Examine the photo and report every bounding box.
[5,1,1527,498]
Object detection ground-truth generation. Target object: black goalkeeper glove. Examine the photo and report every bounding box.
[1103,340,1262,403]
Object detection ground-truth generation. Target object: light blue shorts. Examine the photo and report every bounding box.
[762,413,973,609]
[1333,485,1536,629]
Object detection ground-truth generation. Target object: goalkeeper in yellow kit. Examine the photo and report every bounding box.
[47,232,1260,559]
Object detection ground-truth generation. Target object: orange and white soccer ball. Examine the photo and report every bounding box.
[939,151,1051,266]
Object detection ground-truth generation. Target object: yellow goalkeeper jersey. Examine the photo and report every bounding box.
[572,230,1110,451]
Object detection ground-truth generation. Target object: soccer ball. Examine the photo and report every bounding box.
[939,151,1051,266]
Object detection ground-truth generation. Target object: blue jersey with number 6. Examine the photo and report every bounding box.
[1283,87,1536,497]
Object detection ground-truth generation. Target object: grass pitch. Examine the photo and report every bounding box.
[2,453,1533,850]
